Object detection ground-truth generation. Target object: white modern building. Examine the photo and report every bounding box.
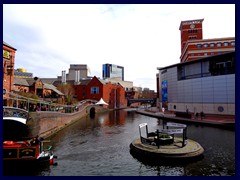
[157,51,235,115]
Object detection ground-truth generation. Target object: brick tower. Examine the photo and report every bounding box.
[179,19,204,60]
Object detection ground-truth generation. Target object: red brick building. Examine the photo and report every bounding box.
[3,42,16,106]
[75,76,127,109]
[13,77,65,104]
[13,77,30,93]
[179,19,235,62]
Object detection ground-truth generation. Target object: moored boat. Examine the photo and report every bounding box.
[3,106,57,167]
[3,138,57,166]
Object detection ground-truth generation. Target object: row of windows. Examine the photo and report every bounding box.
[196,41,235,48]
[178,56,235,80]
[190,52,224,57]
[188,29,198,34]
[189,36,197,40]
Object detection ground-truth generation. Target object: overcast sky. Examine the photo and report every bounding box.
[3,4,235,91]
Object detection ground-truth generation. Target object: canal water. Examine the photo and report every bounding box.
[5,109,235,176]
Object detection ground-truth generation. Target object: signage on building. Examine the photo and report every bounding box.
[161,80,168,103]
[3,50,10,59]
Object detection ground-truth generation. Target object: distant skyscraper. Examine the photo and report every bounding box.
[102,63,124,81]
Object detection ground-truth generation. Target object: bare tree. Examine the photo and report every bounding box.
[56,83,75,105]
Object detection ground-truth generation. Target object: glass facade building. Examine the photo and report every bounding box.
[102,64,124,81]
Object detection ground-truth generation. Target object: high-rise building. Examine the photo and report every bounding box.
[102,63,124,81]
[179,19,235,62]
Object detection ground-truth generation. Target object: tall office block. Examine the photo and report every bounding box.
[102,63,124,81]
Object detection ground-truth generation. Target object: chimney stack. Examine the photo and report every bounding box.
[62,70,66,84]
[75,70,80,84]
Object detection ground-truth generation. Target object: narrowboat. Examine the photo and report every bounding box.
[3,106,57,167]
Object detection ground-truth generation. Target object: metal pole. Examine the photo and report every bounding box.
[182,128,186,147]
[139,126,142,142]
[114,89,116,109]
[156,129,160,149]
[27,99,29,111]
[146,125,148,137]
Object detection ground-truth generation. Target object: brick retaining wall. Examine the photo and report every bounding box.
[27,105,108,138]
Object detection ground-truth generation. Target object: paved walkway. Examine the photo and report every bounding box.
[136,107,235,129]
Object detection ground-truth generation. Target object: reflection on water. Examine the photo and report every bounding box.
[4,109,235,176]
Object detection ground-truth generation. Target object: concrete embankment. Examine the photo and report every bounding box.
[27,105,108,138]
[136,109,235,130]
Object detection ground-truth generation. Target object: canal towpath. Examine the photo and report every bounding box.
[136,107,235,129]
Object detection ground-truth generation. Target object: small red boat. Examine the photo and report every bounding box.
[3,106,57,167]
[3,139,56,166]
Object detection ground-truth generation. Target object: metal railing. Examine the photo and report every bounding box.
[3,92,98,113]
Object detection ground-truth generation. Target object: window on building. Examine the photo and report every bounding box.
[177,54,236,80]
[224,42,229,46]
[231,41,235,46]
[189,36,197,40]
[217,42,222,47]
[209,56,235,75]
[188,29,198,34]
[178,60,211,80]
[191,54,194,56]
[91,87,99,94]
[198,53,201,56]
[210,43,215,47]
[204,53,208,56]
[161,69,167,74]
[203,43,208,48]
[211,52,214,56]
[197,44,202,48]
